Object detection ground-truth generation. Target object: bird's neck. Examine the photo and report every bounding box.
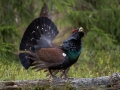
[62,38,82,63]
[66,48,82,63]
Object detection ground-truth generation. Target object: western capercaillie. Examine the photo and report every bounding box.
[19,3,84,78]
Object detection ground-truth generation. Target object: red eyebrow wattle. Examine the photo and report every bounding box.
[73,30,77,33]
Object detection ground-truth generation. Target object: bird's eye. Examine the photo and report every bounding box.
[72,29,77,33]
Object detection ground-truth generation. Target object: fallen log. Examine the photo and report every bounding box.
[0,73,120,90]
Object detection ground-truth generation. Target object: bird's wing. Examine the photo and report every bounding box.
[36,48,65,66]
[30,47,66,71]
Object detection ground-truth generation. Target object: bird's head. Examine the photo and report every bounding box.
[67,27,84,41]
[62,27,84,51]
[70,27,84,40]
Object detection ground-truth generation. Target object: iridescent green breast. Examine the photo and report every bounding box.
[66,49,82,62]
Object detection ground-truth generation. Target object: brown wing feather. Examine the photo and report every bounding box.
[29,44,65,71]
[31,48,65,71]
[36,48,65,64]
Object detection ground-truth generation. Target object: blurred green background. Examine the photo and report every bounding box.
[0,0,120,81]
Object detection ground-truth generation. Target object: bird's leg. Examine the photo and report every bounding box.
[52,70,59,76]
[48,68,58,79]
[63,70,68,78]
[60,67,70,78]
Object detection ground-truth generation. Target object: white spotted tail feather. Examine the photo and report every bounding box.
[19,17,59,69]
[19,17,59,52]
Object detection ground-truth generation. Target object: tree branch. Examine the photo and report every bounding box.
[0,73,120,90]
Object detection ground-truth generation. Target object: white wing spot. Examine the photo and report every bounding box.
[25,56,28,59]
[37,26,39,29]
[29,47,31,50]
[31,38,34,41]
[52,30,53,33]
[62,53,66,57]
[32,31,35,34]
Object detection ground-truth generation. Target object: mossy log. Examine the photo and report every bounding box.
[0,73,120,90]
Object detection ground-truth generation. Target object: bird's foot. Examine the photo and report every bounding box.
[50,75,60,80]
[66,77,75,80]
[62,77,75,80]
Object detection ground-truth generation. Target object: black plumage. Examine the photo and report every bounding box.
[19,17,59,69]
[20,17,58,51]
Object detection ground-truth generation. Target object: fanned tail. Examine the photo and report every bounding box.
[19,17,59,69]
[19,53,35,69]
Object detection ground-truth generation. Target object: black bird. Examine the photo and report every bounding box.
[19,17,84,78]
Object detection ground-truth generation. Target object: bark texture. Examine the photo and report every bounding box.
[0,73,120,90]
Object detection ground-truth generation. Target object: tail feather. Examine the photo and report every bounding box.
[20,17,59,51]
[19,17,59,69]
[19,53,34,69]
[39,3,51,19]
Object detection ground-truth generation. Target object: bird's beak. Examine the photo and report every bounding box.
[78,27,83,32]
